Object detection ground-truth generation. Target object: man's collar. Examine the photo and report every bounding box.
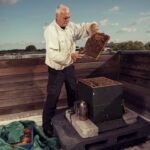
[54,20,69,31]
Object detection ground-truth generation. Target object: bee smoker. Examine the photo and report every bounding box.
[74,100,88,121]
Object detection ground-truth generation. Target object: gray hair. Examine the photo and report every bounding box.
[56,4,70,15]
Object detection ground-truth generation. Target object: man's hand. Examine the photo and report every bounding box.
[71,51,85,62]
[90,23,99,36]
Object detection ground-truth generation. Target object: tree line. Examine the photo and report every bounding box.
[0,41,150,55]
[108,41,150,51]
[25,42,150,51]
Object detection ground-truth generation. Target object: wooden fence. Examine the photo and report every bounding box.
[0,53,119,115]
[0,51,149,116]
[119,51,150,113]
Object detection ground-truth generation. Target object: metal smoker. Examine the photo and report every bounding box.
[74,100,88,121]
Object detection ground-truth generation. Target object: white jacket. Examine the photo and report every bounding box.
[44,20,93,70]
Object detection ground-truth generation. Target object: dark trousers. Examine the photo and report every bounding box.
[42,65,78,129]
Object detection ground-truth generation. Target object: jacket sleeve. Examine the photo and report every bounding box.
[44,28,73,65]
[72,22,96,40]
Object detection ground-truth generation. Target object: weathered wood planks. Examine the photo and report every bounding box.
[0,54,119,115]
[0,51,149,116]
[119,51,150,113]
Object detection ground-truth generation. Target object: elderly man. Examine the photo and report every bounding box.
[43,4,99,137]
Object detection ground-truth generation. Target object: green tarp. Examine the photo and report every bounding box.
[0,121,60,150]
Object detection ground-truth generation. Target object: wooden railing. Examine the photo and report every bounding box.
[119,50,150,113]
[0,53,119,115]
[0,51,149,116]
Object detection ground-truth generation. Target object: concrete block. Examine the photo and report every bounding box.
[65,110,99,138]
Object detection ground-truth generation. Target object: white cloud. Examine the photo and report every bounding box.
[100,19,119,26]
[100,19,110,26]
[117,27,137,33]
[109,6,120,12]
[0,0,20,5]
[111,23,119,26]
[103,6,120,14]
[140,12,150,16]
[131,16,150,25]
[146,29,150,33]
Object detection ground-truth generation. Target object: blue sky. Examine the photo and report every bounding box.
[0,0,150,50]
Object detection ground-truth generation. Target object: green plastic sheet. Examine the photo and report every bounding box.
[0,121,59,150]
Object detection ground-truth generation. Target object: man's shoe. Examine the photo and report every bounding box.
[43,124,53,138]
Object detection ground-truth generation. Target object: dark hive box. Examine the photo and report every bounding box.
[78,77,124,123]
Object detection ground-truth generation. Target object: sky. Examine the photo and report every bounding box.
[0,0,150,50]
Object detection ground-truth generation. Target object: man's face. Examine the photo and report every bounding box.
[90,24,100,35]
[56,11,70,28]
